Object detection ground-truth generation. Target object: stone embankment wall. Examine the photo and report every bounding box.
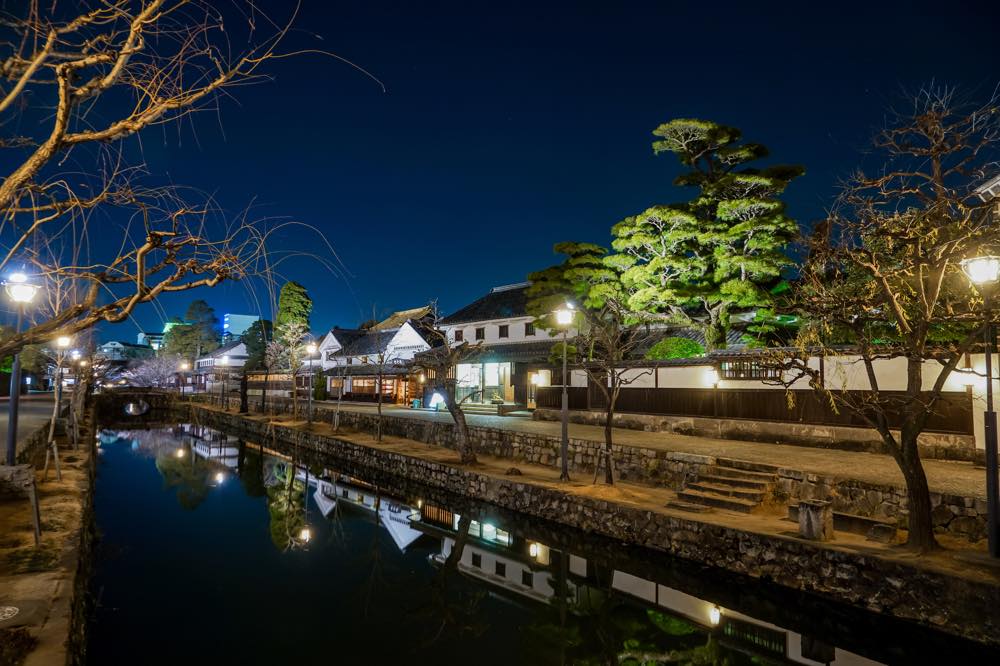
[180,403,1000,648]
[533,407,979,463]
[192,396,988,541]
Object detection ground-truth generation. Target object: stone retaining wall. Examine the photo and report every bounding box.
[191,396,988,541]
[533,407,981,463]
[180,403,1000,648]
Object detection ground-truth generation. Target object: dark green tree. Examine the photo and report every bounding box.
[162,301,220,359]
[241,319,273,412]
[612,118,803,350]
[528,242,652,484]
[276,281,312,329]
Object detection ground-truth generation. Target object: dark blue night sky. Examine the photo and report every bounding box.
[116,0,999,339]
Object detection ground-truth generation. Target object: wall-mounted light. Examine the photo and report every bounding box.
[709,605,722,626]
[529,542,539,558]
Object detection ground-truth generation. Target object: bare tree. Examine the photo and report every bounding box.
[414,312,483,465]
[277,320,309,420]
[773,86,1000,552]
[124,353,183,388]
[0,1,303,359]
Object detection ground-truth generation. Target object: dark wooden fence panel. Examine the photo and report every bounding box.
[535,386,973,435]
[535,387,589,411]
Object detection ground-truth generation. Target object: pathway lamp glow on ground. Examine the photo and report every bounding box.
[961,255,1000,557]
[554,303,574,481]
[306,343,318,424]
[4,272,40,465]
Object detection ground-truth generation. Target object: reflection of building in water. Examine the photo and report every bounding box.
[410,503,880,666]
[180,424,240,468]
[298,472,424,552]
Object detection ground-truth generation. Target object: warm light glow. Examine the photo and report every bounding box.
[962,256,1000,286]
[530,373,541,385]
[56,336,71,348]
[299,527,312,543]
[554,305,574,326]
[71,350,81,360]
[529,542,539,558]
[418,373,426,383]
[180,362,190,371]
[215,472,225,483]
[704,369,720,387]
[306,343,318,355]
[709,605,722,626]
[5,272,39,303]
[79,360,88,367]
[417,499,423,508]
[175,448,185,458]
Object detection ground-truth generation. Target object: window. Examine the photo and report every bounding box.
[498,324,509,338]
[361,355,369,364]
[454,329,464,342]
[471,552,482,568]
[719,359,781,381]
[521,570,533,587]
[495,561,506,577]
[475,327,485,341]
[524,322,535,336]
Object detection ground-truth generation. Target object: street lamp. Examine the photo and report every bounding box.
[306,343,318,424]
[4,272,40,466]
[178,361,190,395]
[219,355,229,409]
[961,255,1000,557]
[554,304,574,481]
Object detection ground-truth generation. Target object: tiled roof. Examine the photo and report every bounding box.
[439,283,530,325]
[372,306,432,330]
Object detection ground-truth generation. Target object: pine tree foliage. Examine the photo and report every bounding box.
[611,119,803,349]
[276,282,312,329]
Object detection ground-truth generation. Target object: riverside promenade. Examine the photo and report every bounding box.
[318,401,987,500]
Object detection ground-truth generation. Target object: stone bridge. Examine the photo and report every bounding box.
[93,389,178,427]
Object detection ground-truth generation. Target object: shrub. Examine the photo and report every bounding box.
[645,336,705,360]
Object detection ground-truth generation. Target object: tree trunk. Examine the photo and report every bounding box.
[292,371,299,420]
[442,381,476,464]
[603,402,616,485]
[239,373,249,414]
[898,433,938,552]
[260,370,269,414]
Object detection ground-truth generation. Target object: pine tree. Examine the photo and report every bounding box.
[276,282,312,330]
[612,119,803,350]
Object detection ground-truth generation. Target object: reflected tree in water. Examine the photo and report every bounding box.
[264,458,308,551]
[154,445,213,511]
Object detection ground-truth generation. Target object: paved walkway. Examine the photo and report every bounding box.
[319,401,991,499]
[0,394,55,458]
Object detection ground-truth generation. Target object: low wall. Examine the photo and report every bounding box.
[534,407,980,463]
[185,396,988,541]
[179,404,1000,648]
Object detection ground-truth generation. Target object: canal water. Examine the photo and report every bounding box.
[87,425,997,665]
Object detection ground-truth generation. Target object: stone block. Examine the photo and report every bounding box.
[866,523,897,544]
[798,500,834,541]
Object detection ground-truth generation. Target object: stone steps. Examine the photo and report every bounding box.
[677,460,779,513]
[698,473,772,490]
[686,481,766,502]
[676,489,758,513]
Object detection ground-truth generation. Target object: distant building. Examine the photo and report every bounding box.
[97,341,156,361]
[222,313,259,339]
[137,331,164,350]
[193,340,249,392]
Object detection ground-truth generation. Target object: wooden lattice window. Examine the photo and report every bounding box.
[719,359,781,381]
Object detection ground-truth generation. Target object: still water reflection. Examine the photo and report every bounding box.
[87,425,993,665]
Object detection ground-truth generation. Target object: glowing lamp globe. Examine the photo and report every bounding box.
[56,336,71,348]
[306,343,318,355]
[554,305,574,326]
[961,256,1000,286]
[4,272,39,303]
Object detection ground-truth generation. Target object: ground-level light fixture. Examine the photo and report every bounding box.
[962,256,1000,286]
[709,605,722,626]
[175,448,185,458]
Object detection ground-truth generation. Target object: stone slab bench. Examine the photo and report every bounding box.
[787,503,897,543]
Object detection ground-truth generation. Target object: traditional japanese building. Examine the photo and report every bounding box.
[436,282,561,408]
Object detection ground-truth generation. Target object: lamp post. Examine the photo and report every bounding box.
[4,273,40,466]
[178,361,190,395]
[961,255,1000,558]
[219,355,229,409]
[554,304,574,481]
[306,343,318,424]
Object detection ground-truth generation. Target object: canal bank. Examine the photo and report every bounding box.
[0,415,96,666]
[175,401,1000,648]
